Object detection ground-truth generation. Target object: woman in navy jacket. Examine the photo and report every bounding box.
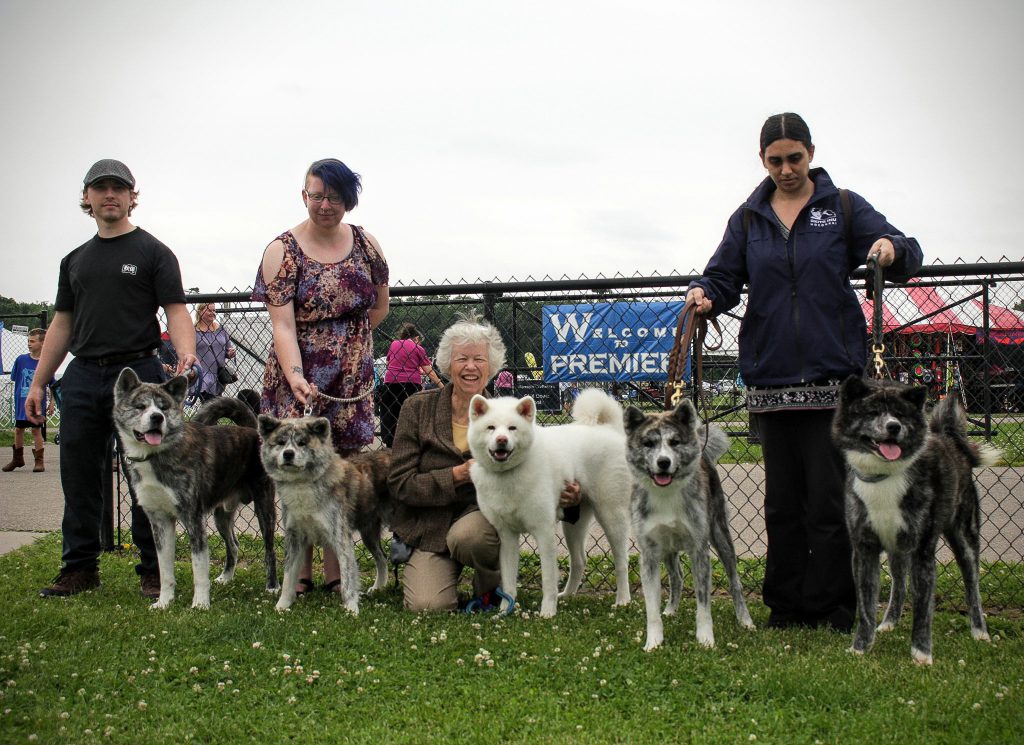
[687,113,923,631]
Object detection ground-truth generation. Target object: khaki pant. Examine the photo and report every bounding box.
[402,510,501,611]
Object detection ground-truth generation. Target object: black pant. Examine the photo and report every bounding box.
[58,355,161,576]
[378,382,421,448]
[752,409,855,626]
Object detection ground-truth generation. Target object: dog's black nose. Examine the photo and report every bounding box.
[885,420,902,437]
[149,412,164,426]
[656,456,671,471]
[282,450,294,463]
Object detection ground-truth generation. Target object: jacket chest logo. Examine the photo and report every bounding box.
[808,208,838,228]
[121,263,138,276]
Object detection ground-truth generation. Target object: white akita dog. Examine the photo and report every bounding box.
[468,389,633,617]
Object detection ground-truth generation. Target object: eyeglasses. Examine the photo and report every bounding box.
[304,190,345,205]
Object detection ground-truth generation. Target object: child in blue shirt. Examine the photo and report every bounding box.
[4,328,55,472]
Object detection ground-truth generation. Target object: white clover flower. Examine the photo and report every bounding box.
[137,701,147,710]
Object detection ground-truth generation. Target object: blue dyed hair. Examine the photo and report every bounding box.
[305,158,361,211]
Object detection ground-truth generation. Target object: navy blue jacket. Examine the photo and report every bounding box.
[692,168,922,387]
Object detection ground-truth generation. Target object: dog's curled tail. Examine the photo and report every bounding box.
[699,424,731,465]
[191,396,259,429]
[930,395,1003,468]
[571,389,625,432]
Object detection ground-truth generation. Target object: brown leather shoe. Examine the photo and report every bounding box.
[140,573,161,599]
[39,569,101,597]
[2,446,24,472]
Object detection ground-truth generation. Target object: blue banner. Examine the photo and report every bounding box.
[541,301,688,382]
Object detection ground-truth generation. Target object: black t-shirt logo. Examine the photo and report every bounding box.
[121,263,138,275]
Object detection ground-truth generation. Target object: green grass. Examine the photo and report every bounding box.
[3,535,1023,743]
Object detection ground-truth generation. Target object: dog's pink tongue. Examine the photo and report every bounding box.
[654,474,673,487]
[878,442,902,461]
[144,432,163,446]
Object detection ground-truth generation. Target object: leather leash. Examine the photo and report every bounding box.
[865,256,888,380]
[664,297,722,410]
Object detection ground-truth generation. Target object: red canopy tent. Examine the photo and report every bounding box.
[859,278,1024,338]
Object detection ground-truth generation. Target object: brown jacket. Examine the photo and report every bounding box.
[387,384,481,553]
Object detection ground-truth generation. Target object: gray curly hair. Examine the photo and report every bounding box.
[434,311,507,380]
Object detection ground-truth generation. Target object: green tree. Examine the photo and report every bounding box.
[0,295,51,323]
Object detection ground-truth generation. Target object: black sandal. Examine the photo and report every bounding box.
[295,578,315,596]
[321,579,342,594]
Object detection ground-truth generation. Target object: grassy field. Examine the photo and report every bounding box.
[2,535,1022,744]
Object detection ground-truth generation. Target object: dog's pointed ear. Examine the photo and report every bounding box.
[469,394,488,420]
[257,414,279,438]
[164,375,189,404]
[311,417,332,441]
[904,384,928,411]
[516,396,537,422]
[671,398,697,430]
[114,367,141,400]
[624,406,646,433]
[839,375,870,403]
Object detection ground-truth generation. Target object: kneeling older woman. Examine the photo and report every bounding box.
[387,312,506,611]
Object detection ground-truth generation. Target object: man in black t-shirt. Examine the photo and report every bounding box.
[26,159,198,599]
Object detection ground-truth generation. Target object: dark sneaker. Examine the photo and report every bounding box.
[463,586,515,615]
[39,569,100,597]
[140,574,161,600]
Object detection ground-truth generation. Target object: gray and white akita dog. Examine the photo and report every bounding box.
[113,368,279,609]
[257,414,394,614]
[832,375,1000,665]
[624,400,754,650]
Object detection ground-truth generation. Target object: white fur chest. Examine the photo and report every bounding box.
[471,462,554,534]
[639,483,700,551]
[852,474,908,552]
[131,461,179,517]
[279,484,324,523]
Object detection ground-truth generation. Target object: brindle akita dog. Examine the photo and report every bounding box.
[625,400,754,650]
[832,376,1000,665]
[258,414,394,614]
[113,368,279,609]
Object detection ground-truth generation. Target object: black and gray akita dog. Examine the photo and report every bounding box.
[832,375,1000,665]
[625,400,754,650]
[257,414,394,615]
[113,368,279,609]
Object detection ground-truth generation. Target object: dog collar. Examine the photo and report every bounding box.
[124,453,154,464]
[851,469,889,484]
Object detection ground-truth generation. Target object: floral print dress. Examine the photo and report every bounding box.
[252,225,389,450]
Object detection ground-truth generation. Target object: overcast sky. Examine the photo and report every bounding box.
[2,0,1022,305]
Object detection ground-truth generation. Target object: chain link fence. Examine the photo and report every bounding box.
[90,262,1024,605]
